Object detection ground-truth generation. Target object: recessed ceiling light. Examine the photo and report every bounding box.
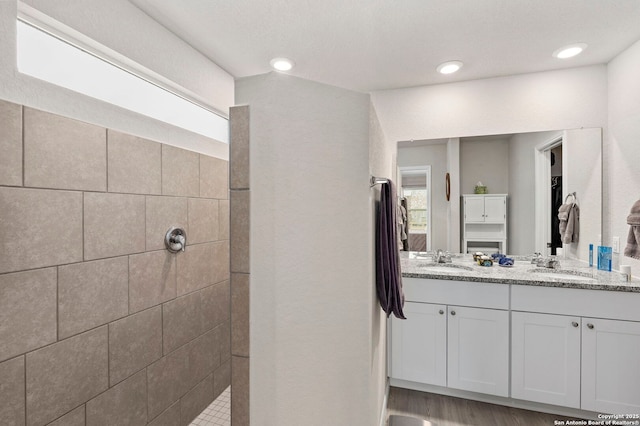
[270,57,295,71]
[437,60,463,75]
[553,43,587,59]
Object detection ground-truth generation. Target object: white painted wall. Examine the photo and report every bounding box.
[368,101,392,426]
[460,137,509,195]
[237,73,378,426]
[371,65,607,143]
[608,39,640,277]
[397,144,448,250]
[0,0,233,158]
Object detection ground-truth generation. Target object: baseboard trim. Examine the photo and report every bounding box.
[389,378,601,420]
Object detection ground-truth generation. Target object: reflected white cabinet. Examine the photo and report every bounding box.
[462,194,507,254]
[582,318,640,413]
[511,312,581,408]
[447,306,509,397]
[390,302,447,386]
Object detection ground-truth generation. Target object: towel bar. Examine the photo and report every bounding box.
[370,176,389,187]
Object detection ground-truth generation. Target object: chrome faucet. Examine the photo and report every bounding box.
[433,249,452,264]
[532,253,560,269]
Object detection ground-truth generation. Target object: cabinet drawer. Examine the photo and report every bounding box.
[403,278,509,309]
[512,285,640,322]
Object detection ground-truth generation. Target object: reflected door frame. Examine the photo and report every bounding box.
[399,165,432,252]
[534,135,562,255]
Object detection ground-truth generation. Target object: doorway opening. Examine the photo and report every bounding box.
[399,166,431,252]
[534,135,563,255]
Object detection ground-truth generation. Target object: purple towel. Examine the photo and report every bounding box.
[375,181,406,319]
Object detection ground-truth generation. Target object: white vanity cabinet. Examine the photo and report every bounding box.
[581,318,640,413]
[390,278,510,397]
[512,285,640,413]
[447,305,509,397]
[390,302,447,386]
[511,312,581,408]
[462,194,507,254]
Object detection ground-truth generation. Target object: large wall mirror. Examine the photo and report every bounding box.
[397,128,602,261]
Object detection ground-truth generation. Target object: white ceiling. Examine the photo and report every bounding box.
[130,0,640,93]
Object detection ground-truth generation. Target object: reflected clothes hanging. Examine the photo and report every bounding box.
[551,177,563,252]
[398,198,408,251]
[376,181,406,319]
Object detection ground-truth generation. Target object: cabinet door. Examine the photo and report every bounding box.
[582,318,640,413]
[465,197,486,222]
[484,196,506,223]
[511,312,581,408]
[390,302,447,386]
[447,306,509,397]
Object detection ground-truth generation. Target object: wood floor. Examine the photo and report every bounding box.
[387,387,585,426]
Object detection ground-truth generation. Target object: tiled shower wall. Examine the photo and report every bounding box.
[229,105,250,425]
[0,99,231,426]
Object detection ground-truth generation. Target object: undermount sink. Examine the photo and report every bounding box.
[417,263,474,273]
[528,268,596,282]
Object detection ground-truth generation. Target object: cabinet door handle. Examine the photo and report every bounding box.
[587,323,594,329]
[572,321,579,328]
[450,310,456,316]
[439,310,444,315]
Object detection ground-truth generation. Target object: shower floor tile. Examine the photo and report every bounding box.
[190,386,230,426]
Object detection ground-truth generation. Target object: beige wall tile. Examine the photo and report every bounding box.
[107,130,161,195]
[188,198,219,244]
[0,269,56,363]
[24,108,106,191]
[163,286,218,355]
[213,321,231,365]
[210,280,230,330]
[231,355,250,426]
[147,401,179,426]
[0,187,82,274]
[146,344,189,420]
[213,358,231,400]
[213,358,231,398]
[86,370,147,426]
[0,100,22,186]
[213,241,231,284]
[84,192,145,260]
[231,273,250,357]
[200,155,228,199]
[229,105,250,190]
[146,196,188,251]
[179,374,214,426]
[176,243,214,296]
[26,327,108,426]
[147,331,215,419]
[162,145,199,197]
[230,190,250,273]
[58,257,129,339]
[0,356,25,426]
[219,199,230,240]
[129,250,177,314]
[47,406,85,426]
[109,306,162,386]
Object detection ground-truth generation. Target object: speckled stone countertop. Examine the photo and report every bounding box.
[400,252,640,293]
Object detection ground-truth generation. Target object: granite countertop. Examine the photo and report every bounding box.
[400,252,640,293]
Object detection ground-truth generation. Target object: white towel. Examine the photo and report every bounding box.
[558,196,579,244]
[624,199,640,260]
